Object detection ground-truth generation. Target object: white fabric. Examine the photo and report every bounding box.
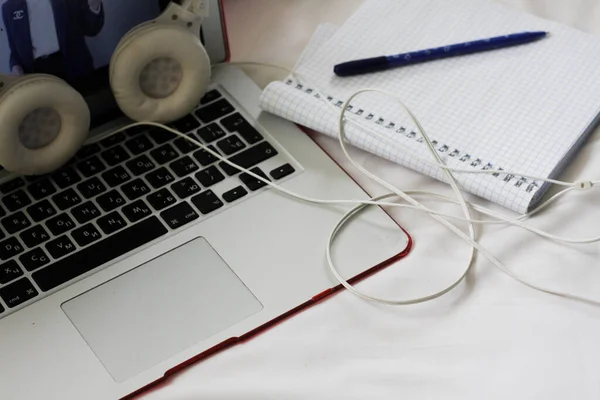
[27,0,59,59]
[139,1,600,399]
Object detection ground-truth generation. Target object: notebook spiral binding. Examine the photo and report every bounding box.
[285,78,541,195]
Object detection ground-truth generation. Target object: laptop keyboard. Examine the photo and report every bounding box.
[0,88,298,318]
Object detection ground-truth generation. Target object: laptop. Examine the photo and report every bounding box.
[0,1,412,398]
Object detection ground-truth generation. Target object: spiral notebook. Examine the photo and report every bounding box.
[259,0,600,213]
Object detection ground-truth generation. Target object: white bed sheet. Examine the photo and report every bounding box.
[139,1,600,398]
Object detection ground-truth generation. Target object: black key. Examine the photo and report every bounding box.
[20,225,51,248]
[160,202,199,229]
[222,186,248,203]
[52,189,82,210]
[77,156,106,177]
[0,238,24,260]
[19,248,50,271]
[0,178,25,194]
[27,179,57,200]
[125,135,154,155]
[169,114,201,133]
[217,135,247,155]
[270,163,295,180]
[46,213,76,236]
[0,303,3,313]
[171,177,201,199]
[96,190,126,212]
[0,260,23,284]
[149,127,176,144]
[26,200,57,222]
[33,217,167,292]
[0,278,38,308]
[121,179,151,200]
[150,144,179,164]
[71,202,101,224]
[1,212,31,234]
[174,135,200,154]
[77,177,107,199]
[220,141,278,176]
[45,235,76,259]
[195,99,235,123]
[191,190,223,215]
[195,166,225,187]
[170,156,199,177]
[100,132,126,148]
[122,200,152,223]
[125,126,148,136]
[97,212,127,235]
[193,145,220,166]
[221,113,263,144]
[0,205,5,219]
[196,123,226,143]
[52,167,81,189]
[147,189,176,211]
[126,155,156,176]
[240,167,270,191]
[72,224,102,247]
[76,143,101,160]
[200,89,221,104]
[101,145,130,167]
[2,190,32,212]
[146,167,175,189]
[102,166,131,187]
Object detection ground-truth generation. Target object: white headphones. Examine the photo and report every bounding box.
[0,0,211,176]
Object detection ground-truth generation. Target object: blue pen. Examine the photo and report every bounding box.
[333,31,548,77]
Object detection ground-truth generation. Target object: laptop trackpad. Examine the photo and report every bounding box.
[61,237,263,382]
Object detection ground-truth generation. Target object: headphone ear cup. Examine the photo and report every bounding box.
[109,23,210,123]
[0,75,90,175]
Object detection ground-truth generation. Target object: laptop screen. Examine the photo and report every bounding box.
[0,0,227,128]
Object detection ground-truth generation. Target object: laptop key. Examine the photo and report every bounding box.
[191,190,223,214]
[170,156,199,177]
[193,145,220,166]
[200,89,221,105]
[97,212,127,235]
[169,114,200,133]
[160,201,199,229]
[270,163,295,180]
[146,167,175,189]
[149,127,176,144]
[101,145,130,167]
[147,189,177,211]
[77,177,107,199]
[77,156,106,177]
[3,190,32,212]
[27,178,57,200]
[196,123,226,143]
[240,167,271,191]
[125,135,154,155]
[72,224,103,247]
[20,225,51,248]
[52,188,82,210]
[0,238,24,260]
[220,141,278,176]
[71,202,101,224]
[150,144,179,164]
[195,166,225,187]
[222,186,248,203]
[76,143,101,160]
[46,213,76,236]
[195,98,235,123]
[0,178,25,194]
[0,260,23,284]
[171,177,201,199]
[121,179,151,200]
[45,235,76,259]
[102,166,131,187]
[217,134,246,155]
[96,190,126,212]
[52,167,81,189]
[0,278,38,308]
[33,217,168,292]
[0,205,5,219]
[126,155,156,176]
[174,135,200,154]
[20,248,50,271]
[100,132,126,148]
[221,113,263,144]
[122,200,152,223]
[1,212,31,234]
[26,200,57,222]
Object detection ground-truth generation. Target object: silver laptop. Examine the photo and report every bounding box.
[0,1,411,398]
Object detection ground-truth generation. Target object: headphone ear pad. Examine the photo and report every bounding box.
[109,24,211,123]
[0,75,90,175]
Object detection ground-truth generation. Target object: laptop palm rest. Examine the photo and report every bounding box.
[61,237,263,382]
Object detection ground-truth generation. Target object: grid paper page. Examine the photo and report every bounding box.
[259,0,600,213]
